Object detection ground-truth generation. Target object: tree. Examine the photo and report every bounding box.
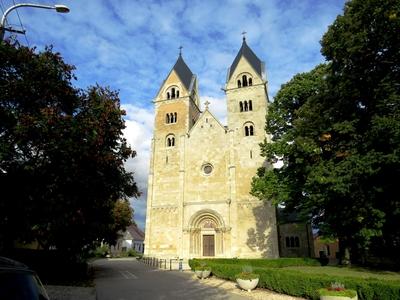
[252,0,400,264]
[0,42,139,258]
[113,199,135,233]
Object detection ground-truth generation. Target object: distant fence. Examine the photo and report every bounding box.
[141,257,184,270]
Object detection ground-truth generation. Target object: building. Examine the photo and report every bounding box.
[125,224,145,253]
[314,235,339,262]
[111,224,145,254]
[144,38,279,260]
[276,208,314,258]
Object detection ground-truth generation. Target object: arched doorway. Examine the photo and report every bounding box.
[188,209,226,257]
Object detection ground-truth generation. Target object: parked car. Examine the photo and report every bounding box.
[0,256,49,299]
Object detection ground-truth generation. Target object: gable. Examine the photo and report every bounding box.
[189,109,226,138]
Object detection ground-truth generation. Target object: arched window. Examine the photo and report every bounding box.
[237,80,241,88]
[244,101,248,111]
[249,78,253,86]
[286,236,300,248]
[171,88,176,99]
[176,90,180,98]
[166,135,175,147]
[244,122,254,136]
[167,92,170,99]
[166,112,177,124]
[239,101,243,112]
[242,75,248,87]
[249,100,253,111]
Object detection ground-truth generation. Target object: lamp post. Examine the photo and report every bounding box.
[0,3,70,41]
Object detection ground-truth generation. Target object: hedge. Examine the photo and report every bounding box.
[190,257,320,268]
[189,259,400,300]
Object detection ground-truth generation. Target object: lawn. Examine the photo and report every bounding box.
[283,266,400,281]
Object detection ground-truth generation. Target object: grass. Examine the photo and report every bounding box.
[282,266,400,281]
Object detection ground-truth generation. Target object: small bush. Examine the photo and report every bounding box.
[318,288,357,298]
[93,245,109,258]
[127,249,142,257]
[194,261,211,271]
[236,272,260,280]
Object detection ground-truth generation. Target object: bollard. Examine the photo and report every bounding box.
[179,259,182,271]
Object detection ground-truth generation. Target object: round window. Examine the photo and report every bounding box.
[202,164,213,175]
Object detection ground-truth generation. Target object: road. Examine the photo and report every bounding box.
[93,258,249,300]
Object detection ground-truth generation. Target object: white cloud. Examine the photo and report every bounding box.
[202,96,227,125]
[122,104,154,230]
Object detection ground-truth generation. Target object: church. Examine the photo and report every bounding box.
[144,38,279,259]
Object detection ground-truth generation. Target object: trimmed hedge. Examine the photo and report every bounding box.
[189,259,400,300]
[190,257,320,269]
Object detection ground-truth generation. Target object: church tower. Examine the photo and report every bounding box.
[144,53,201,257]
[145,40,279,261]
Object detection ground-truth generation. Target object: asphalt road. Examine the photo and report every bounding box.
[93,258,248,300]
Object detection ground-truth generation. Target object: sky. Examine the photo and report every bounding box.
[1,0,347,230]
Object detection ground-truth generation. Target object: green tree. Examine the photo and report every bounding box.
[0,42,139,258]
[113,199,135,232]
[252,0,400,264]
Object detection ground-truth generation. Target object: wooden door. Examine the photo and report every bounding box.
[202,235,215,256]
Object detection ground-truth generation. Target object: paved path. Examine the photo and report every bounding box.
[93,258,248,300]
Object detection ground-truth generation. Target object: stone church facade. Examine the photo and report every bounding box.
[144,38,279,259]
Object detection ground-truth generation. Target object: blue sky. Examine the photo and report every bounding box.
[2,0,346,230]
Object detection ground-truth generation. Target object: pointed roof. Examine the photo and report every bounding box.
[126,224,145,241]
[172,54,194,91]
[228,37,263,80]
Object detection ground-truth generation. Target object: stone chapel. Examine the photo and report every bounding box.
[144,38,279,259]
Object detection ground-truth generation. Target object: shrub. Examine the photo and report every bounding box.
[188,259,400,300]
[318,288,357,298]
[235,265,259,280]
[194,261,211,271]
[93,245,109,258]
[127,249,142,257]
[190,257,320,268]
[236,272,260,280]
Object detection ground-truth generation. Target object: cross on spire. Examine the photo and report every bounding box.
[179,46,183,56]
[241,31,247,42]
[204,100,210,110]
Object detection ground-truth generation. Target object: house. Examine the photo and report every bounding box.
[112,224,145,254]
[123,224,145,253]
[277,208,315,258]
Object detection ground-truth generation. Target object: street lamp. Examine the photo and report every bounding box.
[0,3,70,41]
